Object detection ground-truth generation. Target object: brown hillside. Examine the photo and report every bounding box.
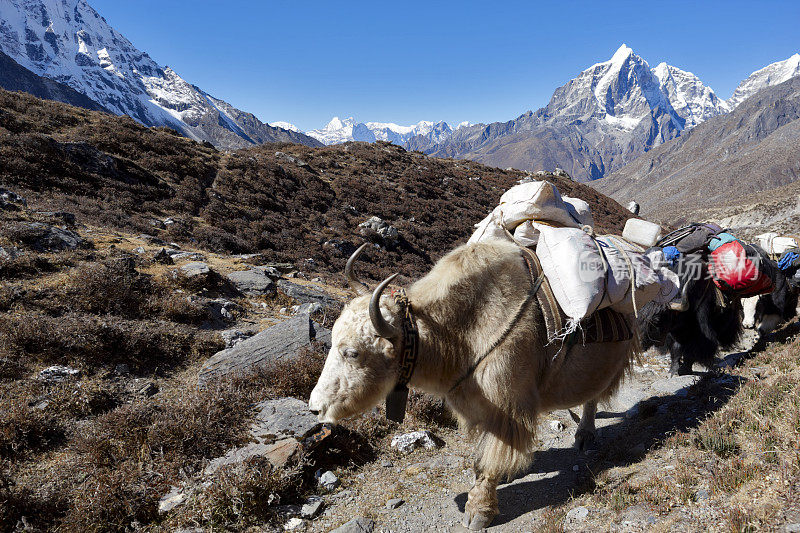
[0,88,631,283]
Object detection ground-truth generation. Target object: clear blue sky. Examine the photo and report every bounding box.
[90,0,800,131]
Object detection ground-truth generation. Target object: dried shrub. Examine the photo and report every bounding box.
[172,459,301,529]
[0,253,57,279]
[695,418,739,458]
[0,403,64,459]
[711,457,761,493]
[0,311,222,371]
[65,257,150,318]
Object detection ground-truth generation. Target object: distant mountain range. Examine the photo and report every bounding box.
[0,0,320,149]
[296,47,799,182]
[303,117,464,147]
[1,0,797,183]
[417,47,800,181]
[594,75,800,222]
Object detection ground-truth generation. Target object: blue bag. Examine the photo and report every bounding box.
[708,232,737,252]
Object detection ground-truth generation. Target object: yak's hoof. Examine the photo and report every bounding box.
[574,428,596,452]
[462,511,495,530]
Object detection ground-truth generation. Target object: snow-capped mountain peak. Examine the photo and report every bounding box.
[306,117,453,146]
[728,53,800,108]
[542,45,728,136]
[268,121,301,133]
[652,62,730,128]
[0,0,318,149]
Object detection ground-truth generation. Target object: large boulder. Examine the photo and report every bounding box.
[179,261,211,277]
[359,216,399,245]
[6,222,84,252]
[197,313,331,388]
[250,397,321,442]
[227,269,276,295]
[277,279,339,310]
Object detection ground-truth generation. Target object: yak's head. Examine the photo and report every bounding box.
[309,244,403,423]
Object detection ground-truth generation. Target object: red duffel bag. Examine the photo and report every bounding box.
[708,240,774,296]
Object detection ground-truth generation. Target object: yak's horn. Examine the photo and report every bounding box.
[668,282,690,312]
[345,243,370,295]
[370,273,400,338]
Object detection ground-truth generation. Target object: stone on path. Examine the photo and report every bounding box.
[566,506,589,522]
[204,439,300,475]
[391,430,444,453]
[284,517,305,530]
[385,498,404,510]
[317,470,339,491]
[301,498,324,518]
[330,518,375,533]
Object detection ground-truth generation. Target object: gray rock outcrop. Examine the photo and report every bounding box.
[277,279,340,310]
[227,269,276,295]
[197,313,331,388]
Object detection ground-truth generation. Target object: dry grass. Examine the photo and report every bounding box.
[573,334,800,530]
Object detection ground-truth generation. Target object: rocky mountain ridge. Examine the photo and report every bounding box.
[0,0,321,149]
[420,45,732,181]
[594,75,800,222]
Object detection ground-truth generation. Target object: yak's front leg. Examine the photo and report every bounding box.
[573,400,597,451]
[463,427,526,530]
[463,470,499,530]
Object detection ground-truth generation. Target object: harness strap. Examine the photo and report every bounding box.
[503,228,563,335]
[448,248,545,393]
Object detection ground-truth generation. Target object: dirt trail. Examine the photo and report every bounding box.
[311,331,762,532]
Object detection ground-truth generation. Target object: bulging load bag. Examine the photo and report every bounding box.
[535,225,605,324]
[596,237,680,314]
[773,236,799,256]
[496,181,592,229]
[709,240,774,296]
[468,181,593,246]
[753,233,798,256]
[536,226,681,330]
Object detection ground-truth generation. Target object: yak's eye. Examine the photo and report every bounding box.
[341,347,359,359]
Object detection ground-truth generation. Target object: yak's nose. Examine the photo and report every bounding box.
[309,408,320,416]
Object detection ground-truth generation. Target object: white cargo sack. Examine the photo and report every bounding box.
[535,225,605,325]
[773,236,799,256]
[596,237,680,314]
[468,181,593,246]
[535,227,681,333]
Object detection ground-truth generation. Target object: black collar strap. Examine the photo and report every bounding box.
[385,287,419,423]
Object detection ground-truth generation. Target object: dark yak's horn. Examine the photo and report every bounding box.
[345,243,370,295]
[370,273,400,338]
